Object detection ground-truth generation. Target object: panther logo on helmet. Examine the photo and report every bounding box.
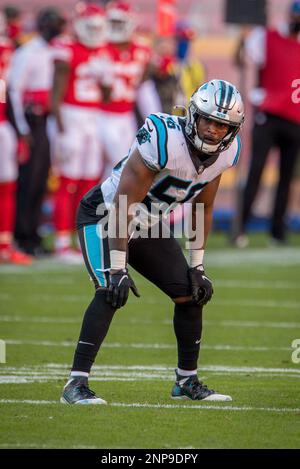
[106,1,134,44]
[73,2,106,48]
[185,79,245,155]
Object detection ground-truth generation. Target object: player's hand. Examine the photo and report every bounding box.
[107,268,140,309]
[188,265,214,306]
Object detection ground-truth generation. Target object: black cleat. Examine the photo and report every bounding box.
[60,377,107,405]
[171,371,232,401]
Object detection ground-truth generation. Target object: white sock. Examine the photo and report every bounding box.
[70,371,89,380]
[177,368,197,384]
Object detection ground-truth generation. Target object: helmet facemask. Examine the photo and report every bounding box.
[106,2,133,43]
[107,17,132,43]
[185,80,245,155]
[74,14,106,48]
[188,108,240,155]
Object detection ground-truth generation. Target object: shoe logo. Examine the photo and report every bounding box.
[118,275,128,286]
[195,339,201,345]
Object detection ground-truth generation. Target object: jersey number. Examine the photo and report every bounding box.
[149,175,208,205]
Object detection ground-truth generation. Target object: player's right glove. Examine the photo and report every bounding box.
[107,268,140,309]
[188,264,214,306]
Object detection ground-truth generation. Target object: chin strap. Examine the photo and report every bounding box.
[193,132,220,155]
[193,123,233,155]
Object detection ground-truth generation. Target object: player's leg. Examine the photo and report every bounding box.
[15,112,50,255]
[27,114,51,253]
[128,231,203,371]
[74,109,104,228]
[61,221,114,404]
[128,228,231,401]
[51,105,83,262]
[237,113,274,245]
[271,120,300,242]
[0,122,32,265]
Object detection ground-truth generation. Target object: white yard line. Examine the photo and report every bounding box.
[1,372,300,384]
[2,363,300,373]
[2,275,300,290]
[1,293,300,309]
[0,443,98,449]
[2,339,294,352]
[205,320,300,329]
[213,299,300,310]
[0,399,299,414]
[206,249,300,266]
[214,280,300,290]
[0,247,299,272]
[1,315,300,330]
[1,364,300,378]
[0,316,79,324]
[2,277,299,289]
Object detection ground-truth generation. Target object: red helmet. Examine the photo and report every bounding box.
[106,1,134,43]
[74,2,106,48]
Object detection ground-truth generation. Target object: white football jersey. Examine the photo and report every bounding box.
[101,112,241,226]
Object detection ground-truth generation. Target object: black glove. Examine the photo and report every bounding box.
[107,268,140,309]
[188,264,214,306]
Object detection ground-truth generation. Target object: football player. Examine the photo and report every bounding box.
[50,2,108,263]
[8,7,66,257]
[97,1,158,177]
[0,13,32,265]
[60,79,245,404]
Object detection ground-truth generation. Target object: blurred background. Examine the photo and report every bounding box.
[1,2,300,450]
[0,0,299,266]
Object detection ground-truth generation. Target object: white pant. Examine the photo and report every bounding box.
[98,110,137,180]
[47,104,104,180]
[0,121,17,182]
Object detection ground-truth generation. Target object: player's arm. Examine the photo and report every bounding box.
[51,60,70,133]
[109,147,157,257]
[107,148,157,308]
[8,48,31,138]
[190,175,222,252]
[187,175,222,306]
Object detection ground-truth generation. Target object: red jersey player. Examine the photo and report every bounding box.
[97,1,154,176]
[0,13,32,265]
[50,2,108,263]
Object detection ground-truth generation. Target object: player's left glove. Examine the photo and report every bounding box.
[107,268,140,309]
[188,264,214,306]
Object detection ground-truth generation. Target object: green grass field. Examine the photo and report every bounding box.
[1,233,300,449]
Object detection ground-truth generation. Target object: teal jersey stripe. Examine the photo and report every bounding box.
[148,114,168,169]
[84,225,107,287]
[232,135,242,166]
